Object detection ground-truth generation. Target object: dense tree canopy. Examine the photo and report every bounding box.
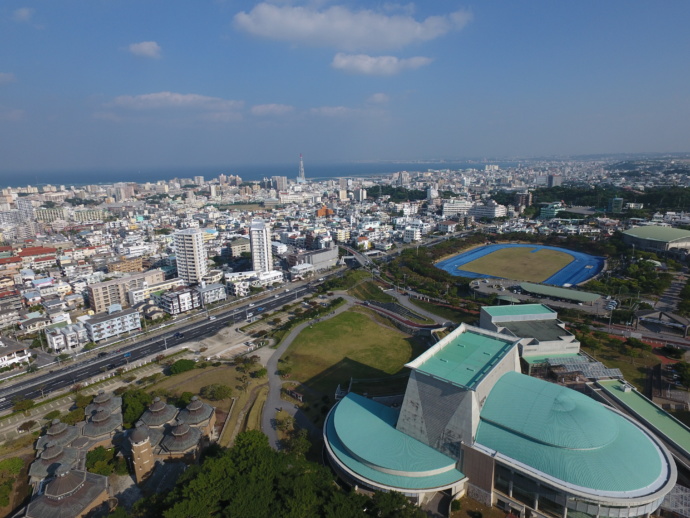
[131,431,425,518]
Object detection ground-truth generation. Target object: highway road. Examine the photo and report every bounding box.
[0,283,317,413]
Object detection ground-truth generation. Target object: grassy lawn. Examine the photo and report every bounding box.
[243,386,268,433]
[348,280,396,303]
[280,309,424,398]
[409,299,478,325]
[460,247,573,282]
[582,340,658,391]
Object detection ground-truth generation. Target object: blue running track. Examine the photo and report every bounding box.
[435,244,604,286]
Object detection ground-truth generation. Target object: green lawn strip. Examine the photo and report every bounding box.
[348,280,396,304]
[408,298,478,325]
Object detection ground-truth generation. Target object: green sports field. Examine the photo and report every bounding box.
[459,247,574,282]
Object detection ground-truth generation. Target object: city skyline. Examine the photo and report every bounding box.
[2,1,690,173]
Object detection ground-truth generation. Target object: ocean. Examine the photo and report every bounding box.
[0,160,521,188]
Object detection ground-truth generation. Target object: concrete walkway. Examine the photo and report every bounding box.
[388,291,448,325]
[261,296,354,449]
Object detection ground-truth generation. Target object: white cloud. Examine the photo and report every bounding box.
[367,93,390,104]
[12,7,34,22]
[310,106,358,117]
[234,3,472,52]
[251,104,294,116]
[105,92,243,123]
[0,73,16,85]
[128,41,162,59]
[110,91,242,111]
[332,53,432,75]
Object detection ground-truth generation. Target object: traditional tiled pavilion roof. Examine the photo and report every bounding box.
[161,420,201,454]
[84,390,122,417]
[140,397,178,428]
[36,420,79,450]
[28,442,79,481]
[177,396,214,426]
[82,408,122,438]
[25,466,108,518]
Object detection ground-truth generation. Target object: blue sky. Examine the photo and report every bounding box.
[1,1,689,173]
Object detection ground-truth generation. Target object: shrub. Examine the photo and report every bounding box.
[18,420,37,432]
[451,500,462,512]
[43,410,61,421]
[62,408,85,426]
[200,384,233,401]
[169,359,196,375]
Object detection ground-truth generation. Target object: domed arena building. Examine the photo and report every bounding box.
[324,324,676,517]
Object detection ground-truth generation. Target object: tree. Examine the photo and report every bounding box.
[253,368,267,379]
[169,359,196,375]
[368,491,426,518]
[12,397,35,413]
[284,428,310,457]
[200,384,233,401]
[177,392,195,407]
[122,389,153,428]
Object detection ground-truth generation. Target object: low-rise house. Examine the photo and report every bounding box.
[45,323,88,354]
[0,337,32,369]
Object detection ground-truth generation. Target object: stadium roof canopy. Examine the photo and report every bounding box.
[520,282,600,303]
[477,371,668,494]
[325,392,466,490]
[623,226,690,243]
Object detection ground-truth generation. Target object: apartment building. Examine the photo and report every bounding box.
[249,219,272,273]
[84,306,141,343]
[174,228,208,285]
[87,269,165,314]
[127,278,186,306]
[155,287,201,316]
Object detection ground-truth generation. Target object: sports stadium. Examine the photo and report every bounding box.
[324,324,677,515]
[435,244,605,286]
[622,226,690,253]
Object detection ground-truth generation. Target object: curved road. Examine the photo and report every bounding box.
[261,296,354,449]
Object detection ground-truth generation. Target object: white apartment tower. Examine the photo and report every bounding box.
[249,219,272,273]
[174,228,208,285]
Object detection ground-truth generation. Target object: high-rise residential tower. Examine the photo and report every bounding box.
[174,228,208,285]
[249,219,272,273]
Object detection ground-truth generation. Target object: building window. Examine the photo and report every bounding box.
[494,464,511,496]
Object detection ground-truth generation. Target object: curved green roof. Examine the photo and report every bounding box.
[477,372,667,494]
[325,393,465,490]
[624,226,690,243]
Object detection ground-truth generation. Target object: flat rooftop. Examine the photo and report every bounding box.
[598,379,690,458]
[406,325,517,389]
[483,304,555,318]
[520,282,600,303]
[501,319,570,342]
